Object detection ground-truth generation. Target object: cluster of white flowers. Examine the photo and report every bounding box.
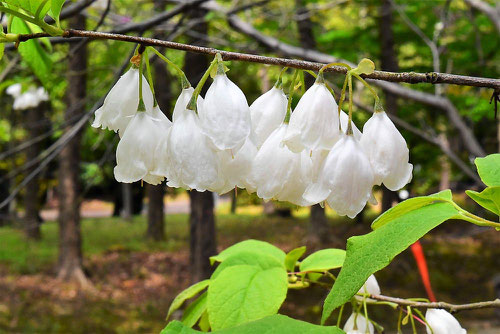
[6,83,49,110]
[344,275,467,334]
[93,60,413,218]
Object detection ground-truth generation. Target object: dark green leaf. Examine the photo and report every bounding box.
[210,239,285,265]
[475,154,500,187]
[167,279,210,320]
[284,246,306,272]
[371,190,452,230]
[181,291,207,328]
[207,264,288,330]
[322,202,458,324]
[162,315,344,334]
[466,187,500,215]
[299,249,346,272]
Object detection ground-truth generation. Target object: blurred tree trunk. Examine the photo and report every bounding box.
[57,13,88,285]
[184,7,217,282]
[24,105,45,239]
[121,183,132,220]
[146,184,165,240]
[379,0,400,212]
[295,0,329,243]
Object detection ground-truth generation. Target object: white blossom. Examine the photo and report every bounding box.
[425,309,466,334]
[249,124,313,206]
[7,85,49,110]
[149,105,172,130]
[199,73,251,153]
[360,111,412,191]
[355,274,381,302]
[343,313,374,334]
[249,86,288,148]
[283,78,340,153]
[92,67,154,134]
[164,107,220,191]
[6,83,22,98]
[114,112,164,185]
[304,133,374,218]
[172,87,203,122]
[340,110,362,140]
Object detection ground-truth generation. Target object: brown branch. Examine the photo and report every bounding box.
[369,294,500,313]
[9,29,500,90]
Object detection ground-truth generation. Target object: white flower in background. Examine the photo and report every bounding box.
[8,85,49,110]
[114,112,164,185]
[249,86,288,148]
[425,309,466,334]
[199,73,251,153]
[360,111,412,191]
[6,83,22,98]
[213,137,258,194]
[304,133,374,218]
[283,76,340,153]
[163,107,220,191]
[355,274,380,302]
[172,86,203,122]
[343,313,374,334]
[92,67,154,134]
[249,124,313,206]
[149,105,172,130]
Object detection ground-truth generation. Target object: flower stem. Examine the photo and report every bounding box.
[144,49,157,107]
[285,69,300,123]
[351,72,380,104]
[187,54,219,111]
[274,67,288,89]
[148,46,190,89]
[346,73,353,135]
[137,53,145,112]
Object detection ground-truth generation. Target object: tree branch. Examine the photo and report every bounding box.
[369,294,500,313]
[464,0,500,34]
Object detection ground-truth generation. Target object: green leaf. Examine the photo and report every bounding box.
[211,251,284,279]
[0,44,4,61]
[181,291,207,328]
[210,239,286,265]
[10,17,52,85]
[475,154,500,186]
[167,279,210,320]
[321,202,459,324]
[284,246,306,272]
[162,315,344,334]
[50,0,65,25]
[299,249,346,273]
[198,311,210,332]
[207,264,288,330]
[371,190,452,230]
[466,187,500,216]
[7,0,50,18]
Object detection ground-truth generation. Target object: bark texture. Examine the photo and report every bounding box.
[57,14,88,285]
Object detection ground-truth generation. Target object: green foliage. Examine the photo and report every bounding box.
[181,291,208,328]
[475,154,500,187]
[209,239,285,265]
[466,187,500,216]
[284,246,306,272]
[167,280,210,321]
[321,201,459,324]
[299,249,346,273]
[162,314,344,334]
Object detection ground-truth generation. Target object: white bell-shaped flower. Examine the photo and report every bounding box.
[213,137,258,194]
[283,75,340,153]
[172,86,203,122]
[199,72,251,153]
[114,112,164,185]
[249,124,313,206]
[249,86,288,148]
[149,105,172,130]
[425,309,466,334]
[6,83,22,98]
[304,132,374,218]
[164,107,220,191]
[355,274,381,302]
[92,67,154,134]
[360,110,412,191]
[343,313,374,334]
[340,110,362,140]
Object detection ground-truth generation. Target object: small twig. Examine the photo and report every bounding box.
[369,294,500,313]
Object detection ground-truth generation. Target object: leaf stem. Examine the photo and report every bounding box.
[144,49,157,107]
[148,46,190,89]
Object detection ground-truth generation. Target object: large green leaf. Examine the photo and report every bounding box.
[10,17,52,85]
[299,249,346,272]
[181,291,207,328]
[284,246,306,272]
[207,264,288,330]
[475,154,500,187]
[167,279,210,320]
[210,239,286,265]
[466,187,500,216]
[371,190,452,230]
[321,202,459,324]
[50,0,65,25]
[211,251,284,279]
[7,0,50,18]
[162,314,345,334]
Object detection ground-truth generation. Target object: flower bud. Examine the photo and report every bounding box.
[343,313,374,334]
[425,309,466,334]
